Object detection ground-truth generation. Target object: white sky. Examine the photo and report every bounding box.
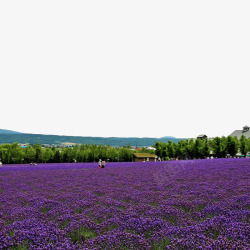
[0,1,249,138]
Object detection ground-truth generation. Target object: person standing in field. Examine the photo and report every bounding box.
[101,160,106,168]
[0,161,2,167]
[98,159,102,168]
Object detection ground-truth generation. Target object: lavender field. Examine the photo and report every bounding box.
[0,159,249,249]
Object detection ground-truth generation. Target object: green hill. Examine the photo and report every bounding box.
[0,130,186,146]
[0,129,21,134]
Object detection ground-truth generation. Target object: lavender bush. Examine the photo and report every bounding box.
[0,159,249,249]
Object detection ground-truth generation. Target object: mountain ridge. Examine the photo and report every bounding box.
[0,129,186,146]
[0,129,21,134]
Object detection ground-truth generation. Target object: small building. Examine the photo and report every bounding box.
[146,146,156,151]
[197,134,207,140]
[133,153,158,162]
[230,125,250,139]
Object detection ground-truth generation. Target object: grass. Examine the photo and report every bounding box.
[11,240,30,250]
[41,207,50,214]
[12,246,28,250]
[121,198,131,203]
[75,207,83,214]
[150,202,158,207]
[8,230,15,237]
[68,227,97,243]
[205,213,216,219]
[205,229,221,239]
[120,246,131,250]
[93,191,104,197]
[152,238,171,249]
[163,215,177,225]
[96,218,103,224]
[60,220,70,229]
[6,220,13,225]
[117,205,126,210]
[145,231,154,239]
[108,224,118,231]
[175,205,191,213]
[199,213,216,222]
[213,230,220,239]
[196,204,206,212]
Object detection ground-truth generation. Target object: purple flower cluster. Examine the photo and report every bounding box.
[0,159,249,249]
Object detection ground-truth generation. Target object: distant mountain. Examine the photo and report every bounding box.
[0,130,186,146]
[0,129,21,134]
[161,136,177,139]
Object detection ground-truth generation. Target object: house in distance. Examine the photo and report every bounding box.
[133,153,158,162]
[230,125,250,139]
[197,134,208,140]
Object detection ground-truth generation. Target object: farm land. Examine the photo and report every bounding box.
[0,159,249,249]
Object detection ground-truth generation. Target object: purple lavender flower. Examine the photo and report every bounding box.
[0,159,249,249]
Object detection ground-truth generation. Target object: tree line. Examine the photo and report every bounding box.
[0,144,154,164]
[0,135,249,164]
[155,135,250,160]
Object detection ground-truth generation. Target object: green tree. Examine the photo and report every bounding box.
[240,135,249,156]
[226,136,239,157]
[33,144,42,162]
[167,141,175,159]
[44,148,53,163]
[53,150,61,162]
[154,142,166,158]
[25,147,36,163]
[213,137,222,158]
[0,146,9,164]
[187,139,195,159]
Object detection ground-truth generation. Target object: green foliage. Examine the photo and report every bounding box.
[213,137,222,158]
[154,136,250,160]
[0,144,136,163]
[11,240,29,250]
[240,135,249,156]
[152,238,171,249]
[0,133,184,146]
[41,207,50,214]
[0,135,249,164]
[68,227,97,243]
[226,136,239,156]
[53,150,61,162]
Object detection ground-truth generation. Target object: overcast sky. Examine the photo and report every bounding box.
[0,1,249,138]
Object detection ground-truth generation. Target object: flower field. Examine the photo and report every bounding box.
[0,159,249,249]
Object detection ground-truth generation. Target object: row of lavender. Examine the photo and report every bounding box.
[0,159,249,249]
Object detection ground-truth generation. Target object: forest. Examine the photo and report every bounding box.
[0,136,249,164]
[155,135,250,160]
